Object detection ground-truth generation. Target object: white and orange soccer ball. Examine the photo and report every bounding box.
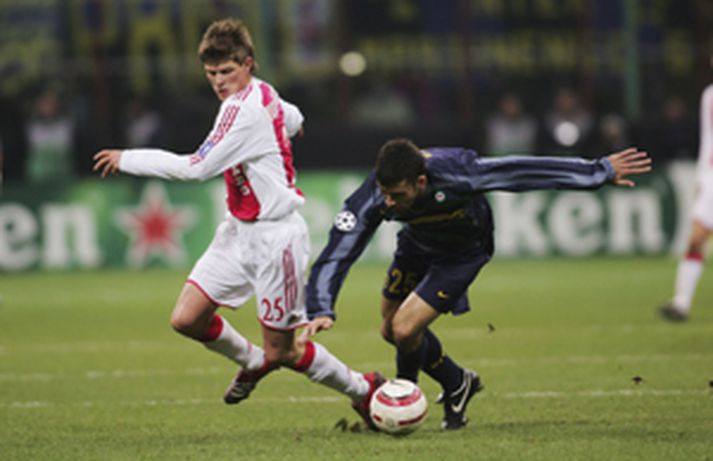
[369,379,428,435]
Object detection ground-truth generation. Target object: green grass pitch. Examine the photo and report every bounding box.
[1,257,712,460]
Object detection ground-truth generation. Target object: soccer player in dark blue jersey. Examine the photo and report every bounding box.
[301,138,652,430]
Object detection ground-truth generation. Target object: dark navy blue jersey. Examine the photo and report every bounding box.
[306,147,615,320]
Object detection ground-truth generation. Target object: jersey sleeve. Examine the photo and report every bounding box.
[452,153,615,192]
[280,98,304,138]
[697,85,713,175]
[306,173,384,320]
[119,100,257,181]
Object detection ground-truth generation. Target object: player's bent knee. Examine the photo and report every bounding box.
[169,312,202,340]
[169,313,188,333]
[689,222,711,250]
[689,238,707,253]
[391,324,418,351]
[380,324,395,345]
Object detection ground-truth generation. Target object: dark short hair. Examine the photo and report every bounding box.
[198,18,257,71]
[375,138,426,187]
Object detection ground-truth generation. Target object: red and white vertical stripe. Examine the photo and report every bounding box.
[259,82,300,194]
[283,244,297,312]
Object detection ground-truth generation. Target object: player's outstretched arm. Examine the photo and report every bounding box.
[606,147,652,187]
[93,149,122,177]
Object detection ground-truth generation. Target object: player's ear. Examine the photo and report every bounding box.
[416,174,428,189]
[242,55,255,72]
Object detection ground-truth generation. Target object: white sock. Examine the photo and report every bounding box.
[293,341,369,401]
[672,256,704,313]
[203,315,267,371]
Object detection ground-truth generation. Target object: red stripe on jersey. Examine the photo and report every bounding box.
[237,83,253,101]
[193,105,241,164]
[224,164,261,221]
[219,88,260,220]
[283,245,297,312]
[224,82,305,222]
[259,83,303,197]
[209,105,240,146]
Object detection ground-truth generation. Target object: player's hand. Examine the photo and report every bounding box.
[606,148,652,187]
[93,149,123,177]
[299,316,334,342]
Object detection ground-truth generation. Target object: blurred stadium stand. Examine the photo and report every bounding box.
[0,0,711,183]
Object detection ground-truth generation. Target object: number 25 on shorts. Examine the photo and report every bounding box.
[261,297,284,322]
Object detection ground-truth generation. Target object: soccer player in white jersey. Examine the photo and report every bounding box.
[659,50,713,321]
[93,18,384,428]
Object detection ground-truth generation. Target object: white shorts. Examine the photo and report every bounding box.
[691,179,713,229]
[188,212,310,330]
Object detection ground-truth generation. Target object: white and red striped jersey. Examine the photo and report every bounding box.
[119,77,305,221]
[697,84,713,184]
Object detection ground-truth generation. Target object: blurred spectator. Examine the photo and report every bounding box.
[65,87,102,177]
[162,89,216,153]
[0,136,4,186]
[351,81,415,128]
[0,94,27,184]
[596,113,630,153]
[540,87,595,155]
[485,93,537,155]
[651,95,696,161]
[124,96,165,148]
[26,89,76,184]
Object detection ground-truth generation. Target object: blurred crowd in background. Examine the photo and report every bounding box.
[0,0,711,185]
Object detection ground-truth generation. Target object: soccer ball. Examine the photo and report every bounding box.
[369,379,428,435]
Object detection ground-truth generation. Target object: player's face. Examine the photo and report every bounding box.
[204,58,253,101]
[379,176,427,213]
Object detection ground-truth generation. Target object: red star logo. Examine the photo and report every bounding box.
[115,182,196,267]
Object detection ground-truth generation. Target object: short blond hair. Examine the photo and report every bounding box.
[198,18,257,71]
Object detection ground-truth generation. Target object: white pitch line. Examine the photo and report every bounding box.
[7,320,712,353]
[500,389,710,399]
[11,341,186,353]
[9,401,50,408]
[474,352,713,367]
[362,352,713,370]
[1,389,708,411]
[0,366,226,382]
[1,352,711,383]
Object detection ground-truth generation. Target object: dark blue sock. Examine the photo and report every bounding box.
[420,329,463,394]
[396,334,429,383]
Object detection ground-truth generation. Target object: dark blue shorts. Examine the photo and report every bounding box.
[381,236,493,315]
